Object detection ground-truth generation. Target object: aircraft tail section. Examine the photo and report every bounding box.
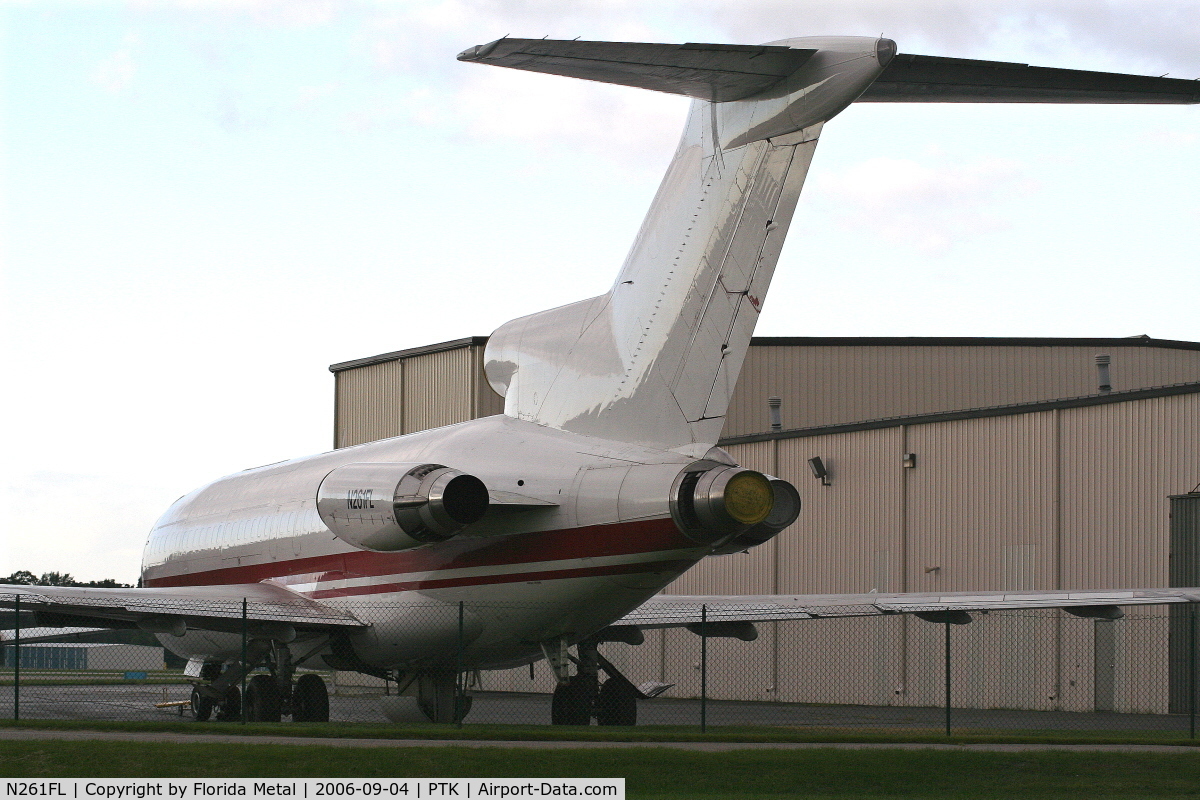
[471,36,1194,452]
[478,36,891,453]
[485,125,823,452]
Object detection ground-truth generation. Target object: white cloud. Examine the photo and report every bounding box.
[814,156,1034,255]
[90,33,139,94]
[439,68,688,170]
[1139,128,1199,147]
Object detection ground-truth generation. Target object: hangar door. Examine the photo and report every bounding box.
[1170,492,1200,714]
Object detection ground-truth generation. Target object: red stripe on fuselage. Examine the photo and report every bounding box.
[144,517,699,589]
[304,559,697,598]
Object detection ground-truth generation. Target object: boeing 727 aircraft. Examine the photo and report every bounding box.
[4,36,1199,726]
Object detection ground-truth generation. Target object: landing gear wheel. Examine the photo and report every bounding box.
[292,674,330,722]
[551,676,593,725]
[215,685,241,721]
[190,686,213,722]
[596,679,637,726]
[246,674,282,722]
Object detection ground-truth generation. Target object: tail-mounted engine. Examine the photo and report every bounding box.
[709,478,802,555]
[317,463,490,552]
[670,461,801,547]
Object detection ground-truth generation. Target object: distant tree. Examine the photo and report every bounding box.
[78,578,132,588]
[2,570,132,589]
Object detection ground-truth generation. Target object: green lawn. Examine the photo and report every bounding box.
[2,740,1200,799]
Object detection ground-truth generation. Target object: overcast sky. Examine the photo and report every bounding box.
[2,1,1197,583]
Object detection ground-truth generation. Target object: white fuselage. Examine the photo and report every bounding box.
[141,415,714,669]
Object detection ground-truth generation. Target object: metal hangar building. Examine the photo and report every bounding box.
[329,336,1200,716]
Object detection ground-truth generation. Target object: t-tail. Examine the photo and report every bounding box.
[460,37,1198,455]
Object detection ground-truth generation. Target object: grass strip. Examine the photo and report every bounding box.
[3,740,1200,799]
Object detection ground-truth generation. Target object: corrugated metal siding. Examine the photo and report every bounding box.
[658,393,1195,711]
[402,347,474,434]
[905,413,1057,594]
[776,428,903,595]
[1060,393,1200,590]
[473,344,506,419]
[334,360,403,448]
[724,344,1200,437]
[334,343,502,447]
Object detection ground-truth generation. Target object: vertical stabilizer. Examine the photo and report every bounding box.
[477,37,893,453]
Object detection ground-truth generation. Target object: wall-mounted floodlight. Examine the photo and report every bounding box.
[808,456,830,486]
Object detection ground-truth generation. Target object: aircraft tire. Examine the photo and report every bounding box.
[246,674,282,722]
[190,687,213,722]
[292,673,330,723]
[595,679,637,726]
[215,685,241,721]
[551,677,592,725]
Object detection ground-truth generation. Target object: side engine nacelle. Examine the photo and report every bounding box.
[317,462,490,552]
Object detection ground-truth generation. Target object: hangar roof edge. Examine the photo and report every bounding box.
[329,337,490,373]
[718,381,1200,445]
[329,335,1200,373]
[747,335,1200,350]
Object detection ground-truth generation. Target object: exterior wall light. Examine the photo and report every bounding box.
[808,456,830,486]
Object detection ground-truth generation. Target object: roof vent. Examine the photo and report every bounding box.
[1095,354,1112,394]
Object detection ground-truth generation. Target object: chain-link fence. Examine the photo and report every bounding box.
[2,595,1197,736]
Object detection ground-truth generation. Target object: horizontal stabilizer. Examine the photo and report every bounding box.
[859,53,1200,103]
[458,38,815,102]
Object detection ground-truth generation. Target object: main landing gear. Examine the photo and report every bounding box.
[189,640,330,723]
[545,637,645,727]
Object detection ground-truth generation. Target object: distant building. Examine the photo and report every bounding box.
[3,643,165,671]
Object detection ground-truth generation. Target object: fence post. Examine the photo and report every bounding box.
[700,604,707,734]
[1190,603,1196,740]
[241,598,248,724]
[13,594,19,722]
[944,617,951,737]
[456,600,464,729]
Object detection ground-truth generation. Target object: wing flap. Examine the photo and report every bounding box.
[859,53,1200,104]
[458,38,815,102]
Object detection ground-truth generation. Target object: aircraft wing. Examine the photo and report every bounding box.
[858,53,1200,103]
[0,583,366,639]
[616,588,1200,632]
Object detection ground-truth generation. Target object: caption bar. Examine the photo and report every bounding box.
[3,781,623,800]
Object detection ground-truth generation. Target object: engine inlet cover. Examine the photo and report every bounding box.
[317,462,490,552]
[670,461,775,545]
